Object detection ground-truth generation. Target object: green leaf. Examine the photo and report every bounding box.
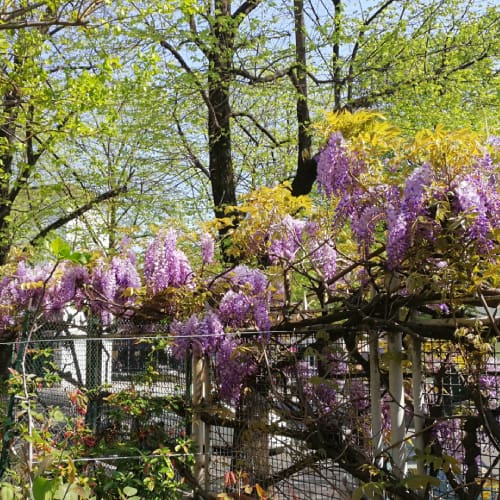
[72,252,91,265]
[122,486,138,498]
[33,476,60,500]
[404,475,441,489]
[351,488,363,500]
[49,237,71,259]
[54,483,93,500]
[0,483,16,500]
[308,376,324,385]
[51,408,66,422]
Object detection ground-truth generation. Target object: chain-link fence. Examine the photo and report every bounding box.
[1,317,499,498]
[199,332,500,498]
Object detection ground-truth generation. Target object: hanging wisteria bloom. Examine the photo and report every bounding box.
[304,222,337,284]
[268,215,305,264]
[111,254,141,293]
[317,132,356,198]
[432,418,464,462]
[386,209,409,270]
[170,314,200,359]
[317,132,370,222]
[453,171,499,254]
[13,261,52,306]
[316,132,391,256]
[88,250,141,324]
[218,265,271,331]
[350,203,386,255]
[169,307,255,404]
[386,163,434,269]
[309,239,337,284]
[170,311,224,358]
[0,260,91,330]
[200,232,215,265]
[219,290,251,326]
[0,267,26,331]
[402,163,433,215]
[144,229,193,294]
[43,262,89,316]
[88,258,117,324]
[215,336,256,404]
[486,135,500,150]
[454,179,488,241]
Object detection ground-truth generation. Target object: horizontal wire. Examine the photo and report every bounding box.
[32,452,199,465]
[0,330,308,346]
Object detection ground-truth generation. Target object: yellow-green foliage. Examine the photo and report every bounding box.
[408,124,484,180]
[315,111,489,178]
[314,109,405,193]
[313,109,402,153]
[315,111,495,194]
[212,183,311,262]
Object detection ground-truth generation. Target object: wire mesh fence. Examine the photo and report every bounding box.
[0,316,499,498]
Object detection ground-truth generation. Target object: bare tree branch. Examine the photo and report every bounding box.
[172,106,210,178]
[159,39,215,118]
[0,0,104,30]
[0,2,46,22]
[232,0,262,21]
[231,111,283,146]
[347,0,399,104]
[233,65,295,84]
[0,19,85,30]
[29,180,131,246]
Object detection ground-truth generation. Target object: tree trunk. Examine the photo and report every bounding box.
[0,84,19,266]
[290,0,316,197]
[0,231,11,267]
[332,0,343,110]
[206,1,240,260]
[232,374,269,484]
[0,84,19,379]
[207,0,237,220]
[207,71,237,218]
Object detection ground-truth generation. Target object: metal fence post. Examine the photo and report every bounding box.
[388,331,407,478]
[410,337,425,476]
[85,317,102,431]
[369,331,383,466]
[192,350,209,490]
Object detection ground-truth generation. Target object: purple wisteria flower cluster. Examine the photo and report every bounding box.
[263,217,338,287]
[268,215,305,264]
[386,163,433,268]
[200,232,215,265]
[144,230,193,294]
[453,169,499,254]
[170,308,258,403]
[432,417,464,461]
[214,336,256,403]
[166,265,276,402]
[317,132,361,198]
[87,252,141,324]
[170,311,224,358]
[0,260,89,329]
[387,153,500,269]
[309,236,337,284]
[218,265,271,331]
[316,131,500,271]
[0,229,197,328]
[316,132,389,255]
